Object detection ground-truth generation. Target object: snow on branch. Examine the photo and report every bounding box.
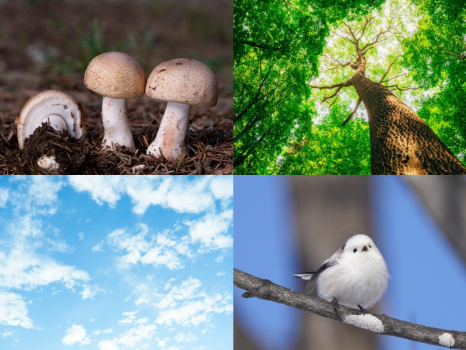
[234,268,466,349]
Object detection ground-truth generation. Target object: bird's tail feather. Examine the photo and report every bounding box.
[293,272,314,280]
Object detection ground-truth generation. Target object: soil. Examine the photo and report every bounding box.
[0,0,232,175]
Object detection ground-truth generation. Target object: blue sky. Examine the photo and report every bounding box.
[234,176,466,350]
[0,175,233,350]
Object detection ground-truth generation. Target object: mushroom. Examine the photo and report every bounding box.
[84,52,145,150]
[16,90,85,149]
[145,58,218,161]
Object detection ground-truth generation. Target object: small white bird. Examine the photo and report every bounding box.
[294,234,389,314]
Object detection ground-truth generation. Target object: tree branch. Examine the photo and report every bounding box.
[439,46,466,60]
[234,268,466,349]
[330,29,355,44]
[379,59,398,83]
[342,98,362,126]
[309,80,353,104]
[360,18,398,55]
[382,72,406,84]
[384,84,418,92]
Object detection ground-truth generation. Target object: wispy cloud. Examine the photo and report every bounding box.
[154,278,232,327]
[68,176,233,215]
[80,285,105,300]
[106,224,189,270]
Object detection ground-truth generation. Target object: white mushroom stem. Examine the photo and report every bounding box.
[147,102,191,160]
[101,97,135,150]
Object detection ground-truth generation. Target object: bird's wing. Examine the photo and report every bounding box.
[294,247,342,294]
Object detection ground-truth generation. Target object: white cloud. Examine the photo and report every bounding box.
[210,176,233,202]
[68,176,124,208]
[68,176,232,215]
[0,247,89,290]
[89,318,96,322]
[0,188,9,207]
[1,329,15,338]
[81,285,104,300]
[102,328,113,334]
[98,339,119,350]
[98,322,156,350]
[106,224,189,270]
[154,278,232,327]
[46,237,74,253]
[119,311,138,325]
[186,210,233,251]
[0,207,89,292]
[216,272,225,276]
[62,324,91,346]
[174,332,198,342]
[78,232,84,240]
[0,292,33,329]
[157,338,169,346]
[92,242,104,252]
[28,177,65,210]
[93,330,101,335]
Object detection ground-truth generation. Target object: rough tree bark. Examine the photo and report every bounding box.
[351,56,466,174]
[312,14,466,175]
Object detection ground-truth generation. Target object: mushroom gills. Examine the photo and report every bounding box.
[17,90,85,150]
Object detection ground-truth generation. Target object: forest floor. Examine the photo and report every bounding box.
[0,0,232,175]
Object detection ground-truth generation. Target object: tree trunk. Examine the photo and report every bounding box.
[351,71,466,174]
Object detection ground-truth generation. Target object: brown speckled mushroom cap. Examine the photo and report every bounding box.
[84,52,145,99]
[145,58,218,107]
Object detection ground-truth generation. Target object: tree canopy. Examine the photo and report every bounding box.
[234,0,466,174]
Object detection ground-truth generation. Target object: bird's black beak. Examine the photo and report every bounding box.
[362,246,368,252]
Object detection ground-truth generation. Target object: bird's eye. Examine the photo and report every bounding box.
[369,245,372,248]
[353,248,357,253]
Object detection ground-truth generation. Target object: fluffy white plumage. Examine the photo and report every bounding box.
[294,234,389,310]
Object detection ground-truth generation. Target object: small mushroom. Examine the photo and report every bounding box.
[16,90,85,149]
[145,58,218,161]
[84,52,145,150]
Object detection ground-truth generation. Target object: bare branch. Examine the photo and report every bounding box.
[384,84,419,92]
[358,14,373,42]
[342,21,359,47]
[323,54,357,69]
[360,17,399,54]
[309,80,353,104]
[322,86,343,103]
[309,82,347,90]
[382,72,406,84]
[330,29,355,44]
[342,98,362,126]
[234,268,466,349]
[328,95,339,108]
[379,59,398,83]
